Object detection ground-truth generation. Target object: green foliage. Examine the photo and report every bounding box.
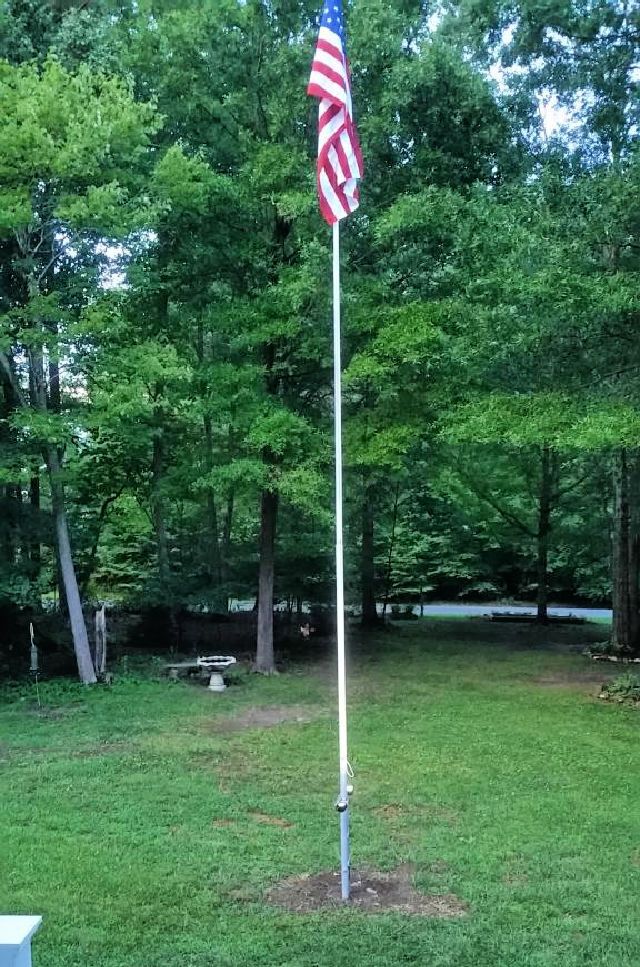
[1,0,637,631]
[446,395,640,450]
[0,58,158,220]
[600,673,640,706]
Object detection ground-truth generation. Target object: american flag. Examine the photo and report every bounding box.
[307,1,363,224]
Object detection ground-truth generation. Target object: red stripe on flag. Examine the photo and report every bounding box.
[334,138,351,183]
[316,37,344,62]
[312,61,345,91]
[320,160,349,222]
[308,8,363,224]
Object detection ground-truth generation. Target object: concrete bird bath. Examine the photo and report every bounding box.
[197,655,237,692]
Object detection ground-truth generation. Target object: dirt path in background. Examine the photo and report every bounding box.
[214,704,323,732]
[532,667,616,689]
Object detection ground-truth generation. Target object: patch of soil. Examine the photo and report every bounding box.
[266,867,468,917]
[29,704,86,719]
[373,803,404,819]
[532,668,614,689]
[373,802,459,825]
[248,811,293,828]
[212,818,235,828]
[216,704,321,732]
[70,741,132,758]
[502,872,529,887]
[2,740,133,762]
[426,859,449,874]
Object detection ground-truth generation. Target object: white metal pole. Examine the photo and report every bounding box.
[332,220,350,901]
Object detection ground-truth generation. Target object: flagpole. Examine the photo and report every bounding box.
[332,219,350,901]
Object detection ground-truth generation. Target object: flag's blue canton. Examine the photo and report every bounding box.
[321,3,344,41]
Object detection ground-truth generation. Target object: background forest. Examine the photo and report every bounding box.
[1,0,640,681]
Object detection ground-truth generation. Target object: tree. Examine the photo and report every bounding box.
[340,4,514,625]
[1,0,635,679]
[442,0,640,650]
[0,58,158,680]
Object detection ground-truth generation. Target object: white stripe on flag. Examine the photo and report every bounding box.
[318,26,344,54]
[340,129,361,178]
[319,107,346,153]
[345,180,358,210]
[319,168,348,221]
[328,144,347,184]
[308,70,347,104]
[313,47,348,83]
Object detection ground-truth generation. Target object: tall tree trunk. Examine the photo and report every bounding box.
[536,445,553,623]
[47,448,96,684]
[222,488,234,585]
[48,355,61,416]
[29,473,41,581]
[1,364,20,575]
[28,334,92,677]
[361,479,378,628]
[255,489,278,673]
[54,548,69,618]
[382,482,401,618]
[151,431,170,591]
[611,449,639,653]
[150,429,181,648]
[203,414,223,587]
[627,453,640,648]
[630,530,640,650]
[5,484,21,567]
[196,317,223,592]
[219,487,234,611]
[0,487,11,568]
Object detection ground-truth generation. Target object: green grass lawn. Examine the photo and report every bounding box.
[1,620,639,966]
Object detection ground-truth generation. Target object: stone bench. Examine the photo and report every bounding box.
[0,917,42,967]
[164,661,201,681]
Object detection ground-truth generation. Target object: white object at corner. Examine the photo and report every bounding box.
[0,916,42,967]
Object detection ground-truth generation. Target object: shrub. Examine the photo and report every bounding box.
[600,673,640,706]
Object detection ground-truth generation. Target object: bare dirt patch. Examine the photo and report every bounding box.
[266,867,468,917]
[248,811,293,828]
[1,740,133,762]
[70,741,132,758]
[532,668,615,690]
[215,704,321,732]
[502,872,529,887]
[29,704,87,719]
[426,859,450,874]
[373,802,459,825]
